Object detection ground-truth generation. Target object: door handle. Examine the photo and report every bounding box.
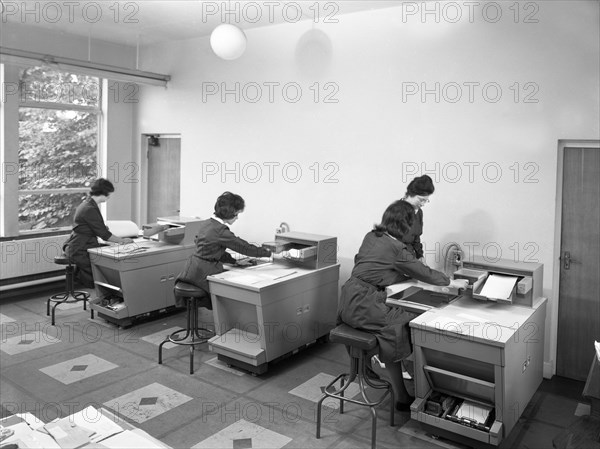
[563,251,571,270]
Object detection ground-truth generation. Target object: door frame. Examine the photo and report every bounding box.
[139,133,181,226]
[551,139,600,378]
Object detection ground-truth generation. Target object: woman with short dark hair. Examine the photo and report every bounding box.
[337,200,467,411]
[176,192,271,306]
[63,178,134,288]
[401,175,435,260]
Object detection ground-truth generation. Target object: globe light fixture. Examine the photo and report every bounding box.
[210,24,247,60]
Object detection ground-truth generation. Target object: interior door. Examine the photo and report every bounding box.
[146,136,181,223]
[556,142,600,380]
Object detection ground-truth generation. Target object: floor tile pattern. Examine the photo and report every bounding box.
[39,353,119,384]
[103,382,193,424]
[193,419,292,448]
[0,290,593,449]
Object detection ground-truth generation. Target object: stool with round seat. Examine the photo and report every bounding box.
[316,323,394,449]
[47,255,92,326]
[158,281,215,374]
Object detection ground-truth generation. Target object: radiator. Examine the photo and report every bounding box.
[0,235,68,280]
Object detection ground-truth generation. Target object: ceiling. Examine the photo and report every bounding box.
[3,1,397,47]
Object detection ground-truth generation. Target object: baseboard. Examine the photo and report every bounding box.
[544,361,554,379]
[0,276,65,300]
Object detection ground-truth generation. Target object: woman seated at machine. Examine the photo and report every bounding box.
[176,192,272,308]
[337,200,467,411]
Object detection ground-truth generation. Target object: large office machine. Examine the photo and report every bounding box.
[407,256,547,446]
[207,231,340,374]
[87,217,201,327]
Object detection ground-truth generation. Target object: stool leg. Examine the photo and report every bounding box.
[51,301,60,326]
[339,377,345,414]
[189,298,197,374]
[316,396,324,438]
[389,389,395,427]
[65,265,74,295]
[369,406,377,449]
[158,336,168,365]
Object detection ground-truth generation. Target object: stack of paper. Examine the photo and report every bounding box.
[44,406,124,447]
[477,274,519,302]
[455,400,492,426]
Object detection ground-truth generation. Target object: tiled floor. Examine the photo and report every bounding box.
[0,286,593,448]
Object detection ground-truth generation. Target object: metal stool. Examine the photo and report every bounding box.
[47,255,92,326]
[158,281,215,374]
[316,323,394,449]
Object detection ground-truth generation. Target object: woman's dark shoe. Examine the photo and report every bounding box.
[395,397,415,412]
[365,366,381,380]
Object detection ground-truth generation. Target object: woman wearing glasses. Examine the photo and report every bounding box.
[401,175,435,261]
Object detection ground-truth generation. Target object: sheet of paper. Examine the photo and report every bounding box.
[105,220,139,238]
[1,422,61,449]
[287,249,302,258]
[45,419,91,448]
[252,267,297,280]
[479,274,519,300]
[456,400,492,425]
[69,406,124,443]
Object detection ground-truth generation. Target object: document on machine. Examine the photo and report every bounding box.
[217,267,298,285]
[478,274,519,300]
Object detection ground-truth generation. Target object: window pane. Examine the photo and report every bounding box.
[20,66,100,107]
[19,192,87,232]
[19,107,99,189]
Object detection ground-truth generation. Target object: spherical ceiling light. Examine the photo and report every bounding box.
[210,24,247,60]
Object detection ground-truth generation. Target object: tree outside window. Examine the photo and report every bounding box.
[18,67,101,232]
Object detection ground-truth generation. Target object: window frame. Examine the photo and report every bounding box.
[0,63,106,237]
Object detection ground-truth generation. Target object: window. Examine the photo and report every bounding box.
[17,66,101,232]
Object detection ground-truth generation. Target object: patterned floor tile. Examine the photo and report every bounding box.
[192,419,292,448]
[103,382,192,424]
[1,330,61,355]
[0,313,17,324]
[140,327,182,349]
[288,372,360,410]
[39,353,119,385]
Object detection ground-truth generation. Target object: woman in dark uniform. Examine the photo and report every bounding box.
[63,178,134,288]
[176,192,271,307]
[401,174,435,260]
[337,200,467,410]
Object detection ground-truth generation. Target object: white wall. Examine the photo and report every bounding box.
[135,1,600,374]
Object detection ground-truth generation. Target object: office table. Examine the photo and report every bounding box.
[207,262,340,374]
[88,239,195,327]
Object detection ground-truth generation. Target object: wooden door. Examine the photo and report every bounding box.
[556,142,600,380]
[147,136,181,223]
